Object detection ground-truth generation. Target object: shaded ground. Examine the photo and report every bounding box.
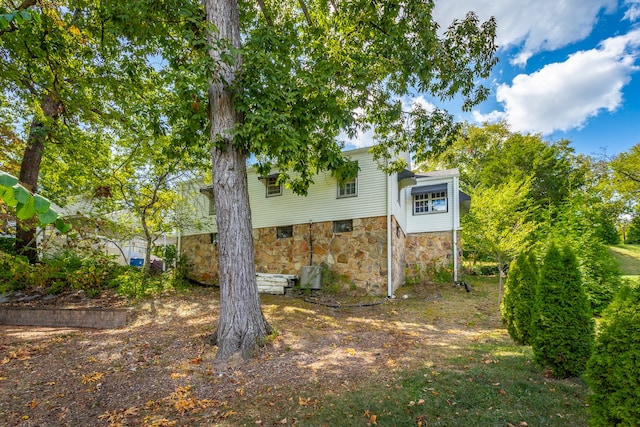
[0,279,505,426]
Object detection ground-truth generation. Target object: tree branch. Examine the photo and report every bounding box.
[255,0,273,26]
[298,0,312,26]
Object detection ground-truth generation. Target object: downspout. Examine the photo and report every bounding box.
[177,230,182,269]
[452,176,459,283]
[387,166,393,298]
[308,219,313,266]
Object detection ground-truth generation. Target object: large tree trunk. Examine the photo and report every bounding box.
[204,0,272,361]
[15,94,61,264]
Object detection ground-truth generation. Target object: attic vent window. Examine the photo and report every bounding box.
[333,219,353,233]
[276,225,293,239]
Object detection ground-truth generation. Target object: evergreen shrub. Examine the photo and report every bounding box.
[579,240,622,315]
[586,284,640,426]
[530,243,594,378]
[500,252,538,345]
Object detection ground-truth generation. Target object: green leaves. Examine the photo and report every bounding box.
[0,170,70,231]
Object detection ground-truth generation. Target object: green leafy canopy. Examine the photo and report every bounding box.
[228,0,498,193]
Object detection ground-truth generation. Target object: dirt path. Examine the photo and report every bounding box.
[0,279,506,426]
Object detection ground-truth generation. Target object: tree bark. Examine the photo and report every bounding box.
[15,94,61,264]
[204,0,272,361]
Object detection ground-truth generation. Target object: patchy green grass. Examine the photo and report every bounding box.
[295,342,588,426]
[609,244,640,283]
[608,244,640,274]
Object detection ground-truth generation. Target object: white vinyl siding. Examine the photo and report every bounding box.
[177,181,217,236]
[248,148,387,228]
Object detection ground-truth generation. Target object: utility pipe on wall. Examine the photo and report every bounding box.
[452,176,459,283]
[308,219,313,266]
[387,168,393,298]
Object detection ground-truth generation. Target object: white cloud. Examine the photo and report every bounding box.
[433,0,618,66]
[624,0,640,21]
[472,110,505,123]
[404,95,436,112]
[483,29,640,134]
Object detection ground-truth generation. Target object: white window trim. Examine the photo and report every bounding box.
[413,191,448,215]
[337,177,358,198]
[266,176,283,197]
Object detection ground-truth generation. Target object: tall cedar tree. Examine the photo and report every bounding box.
[586,285,640,426]
[530,243,594,378]
[500,252,538,345]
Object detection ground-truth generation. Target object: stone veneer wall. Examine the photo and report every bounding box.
[181,216,390,294]
[180,233,219,285]
[390,216,406,294]
[253,216,389,295]
[404,230,461,280]
[181,218,460,293]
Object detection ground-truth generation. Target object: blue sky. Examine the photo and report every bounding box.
[346,0,640,157]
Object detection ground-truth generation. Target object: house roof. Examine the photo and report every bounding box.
[414,168,459,178]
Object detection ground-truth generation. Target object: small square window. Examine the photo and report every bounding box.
[208,197,216,216]
[337,178,357,198]
[276,225,293,239]
[266,176,282,197]
[333,219,353,233]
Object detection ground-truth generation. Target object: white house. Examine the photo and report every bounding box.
[179,147,468,296]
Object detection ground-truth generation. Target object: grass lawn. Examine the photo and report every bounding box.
[608,244,640,283]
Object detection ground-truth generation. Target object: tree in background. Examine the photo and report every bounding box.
[500,252,538,345]
[530,243,594,378]
[586,284,640,426]
[610,143,640,201]
[626,214,640,244]
[1,1,211,263]
[0,1,168,262]
[462,177,538,298]
[425,122,583,221]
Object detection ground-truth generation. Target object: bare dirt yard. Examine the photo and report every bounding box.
[0,279,506,426]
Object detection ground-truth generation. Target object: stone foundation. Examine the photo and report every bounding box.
[405,231,461,281]
[390,217,406,294]
[180,233,219,285]
[253,217,389,294]
[181,219,460,295]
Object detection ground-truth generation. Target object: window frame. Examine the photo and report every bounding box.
[265,176,283,197]
[413,190,448,215]
[337,177,358,198]
[333,219,353,233]
[276,225,293,239]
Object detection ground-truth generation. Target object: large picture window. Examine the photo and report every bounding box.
[411,184,448,215]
